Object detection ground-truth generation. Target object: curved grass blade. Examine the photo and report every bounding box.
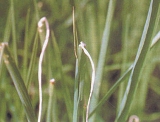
[1,43,37,122]
[116,1,160,121]
[38,17,50,122]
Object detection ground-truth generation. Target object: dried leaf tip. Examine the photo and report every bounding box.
[50,78,55,85]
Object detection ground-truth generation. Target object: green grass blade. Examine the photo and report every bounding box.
[3,7,11,43]
[1,43,37,122]
[89,0,116,121]
[89,65,132,118]
[73,58,80,122]
[116,1,160,121]
[10,0,18,64]
[51,31,72,121]
[26,31,39,87]
[22,9,30,81]
[33,0,40,21]
[117,13,130,113]
[46,79,55,122]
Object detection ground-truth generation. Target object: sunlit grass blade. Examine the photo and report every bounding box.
[116,1,160,121]
[117,14,130,112]
[89,0,116,121]
[79,42,96,122]
[73,57,80,122]
[73,7,80,122]
[38,17,50,122]
[150,31,160,48]
[1,43,37,122]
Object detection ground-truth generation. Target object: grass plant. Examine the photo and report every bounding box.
[0,0,160,122]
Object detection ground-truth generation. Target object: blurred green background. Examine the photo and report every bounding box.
[0,0,160,122]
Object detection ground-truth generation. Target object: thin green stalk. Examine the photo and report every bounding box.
[116,1,160,121]
[73,58,80,122]
[89,0,116,121]
[47,79,55,122]
[117,0,130,112]
[10,0,18,65]
[72,8,81,121]
[1,43,37,122]
[26,31,39,88]
[23,9,30,81]
[3,7,11,43]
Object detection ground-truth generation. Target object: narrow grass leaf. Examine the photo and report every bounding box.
[116,1,160,121]
[10,0,18,64]
[73,7,80,121]
[1,43,37,122]
[23,9,30,81]
[89,0,116,121]
[33,0,40,21]
[47,79,55,122]
[3,7,11,43]
[26,31,39,87]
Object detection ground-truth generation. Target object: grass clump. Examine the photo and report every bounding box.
[0,0,160,122]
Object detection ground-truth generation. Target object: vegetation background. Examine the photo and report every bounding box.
[0,0,160,122]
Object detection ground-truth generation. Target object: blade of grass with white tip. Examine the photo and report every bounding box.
[37,17,50,122]
[88,0,116,121]
[46,79,55,122]
[51,31,72,121]
[79,42,95,122]
[116,1,160,121]
[45,29,57,121]
[1,43,37,122]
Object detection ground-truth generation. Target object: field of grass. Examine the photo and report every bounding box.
[0,0,160,122]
